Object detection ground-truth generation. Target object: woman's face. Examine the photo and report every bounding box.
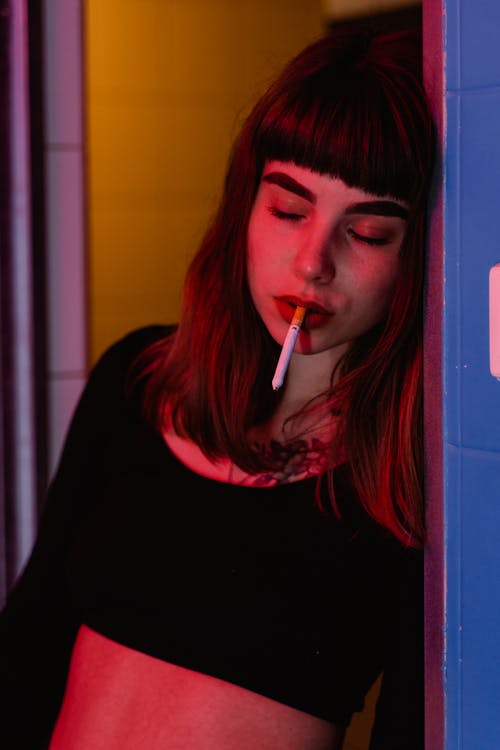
[247,160,408,360]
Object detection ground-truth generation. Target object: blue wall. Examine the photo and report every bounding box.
[443,1,500,747]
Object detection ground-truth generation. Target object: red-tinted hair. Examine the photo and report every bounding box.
[138,28,435,548]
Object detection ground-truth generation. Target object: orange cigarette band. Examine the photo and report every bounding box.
[291,305,307,327]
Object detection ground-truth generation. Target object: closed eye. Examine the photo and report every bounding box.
[268,206,305,222]
[348,228,389,246]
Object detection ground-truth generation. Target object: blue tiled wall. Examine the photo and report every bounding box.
[443,1,500,747]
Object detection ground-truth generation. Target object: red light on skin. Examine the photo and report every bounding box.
[274,298,333,331]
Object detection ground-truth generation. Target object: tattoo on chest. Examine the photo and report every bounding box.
[247,436,330,486]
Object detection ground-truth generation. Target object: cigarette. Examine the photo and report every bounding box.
[272,306,307,390]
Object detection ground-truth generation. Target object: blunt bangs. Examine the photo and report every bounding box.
[256,69,425,203]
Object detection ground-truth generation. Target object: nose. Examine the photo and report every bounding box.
[292,230,335,285]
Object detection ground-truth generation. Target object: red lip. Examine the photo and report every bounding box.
[274,297,333,330]
[276,295,332,315]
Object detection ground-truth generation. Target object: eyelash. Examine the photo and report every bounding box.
[268,207,304,222]
[347,228,389,246]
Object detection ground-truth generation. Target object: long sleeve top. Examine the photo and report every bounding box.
[0,325,424,749]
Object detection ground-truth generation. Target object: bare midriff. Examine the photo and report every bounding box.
[48,625,344,750]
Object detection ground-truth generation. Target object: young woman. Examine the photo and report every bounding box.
[0,26,435,750]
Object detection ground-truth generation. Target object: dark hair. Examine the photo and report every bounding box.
[138,27,435,548]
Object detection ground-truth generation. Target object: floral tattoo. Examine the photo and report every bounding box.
[246,436,330,485]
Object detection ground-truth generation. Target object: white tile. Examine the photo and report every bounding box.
[45,149,88,374]
[43,0,84,144]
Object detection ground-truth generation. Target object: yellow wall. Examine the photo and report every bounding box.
[85,0,326,364]
[322,0,418,19]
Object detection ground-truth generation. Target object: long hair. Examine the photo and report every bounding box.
[138,28,435,548]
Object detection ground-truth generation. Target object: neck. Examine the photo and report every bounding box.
[280,344,347,404]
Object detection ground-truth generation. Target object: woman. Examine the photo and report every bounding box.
[1,26,435,749]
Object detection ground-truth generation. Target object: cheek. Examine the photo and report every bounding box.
[358,259,400,311]
[246,212,264,269]
[247,211,275,259]
[246,215,283,287]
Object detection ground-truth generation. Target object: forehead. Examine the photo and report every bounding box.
[261,160,409,210]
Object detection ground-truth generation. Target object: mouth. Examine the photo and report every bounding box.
[277,295,331,314]
[274,296,333,329]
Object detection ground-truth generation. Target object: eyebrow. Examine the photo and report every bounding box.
[345,201,408,219]
[262,171,409,219]
[262,172,316,203]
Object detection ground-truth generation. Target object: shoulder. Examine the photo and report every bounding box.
[68,325,174,429]
[87,324,173,389]
[93,324,173,372]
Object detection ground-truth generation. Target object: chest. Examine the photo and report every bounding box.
[65,424,394,643]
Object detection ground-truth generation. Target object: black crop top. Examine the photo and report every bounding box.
[0,325,423,749]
